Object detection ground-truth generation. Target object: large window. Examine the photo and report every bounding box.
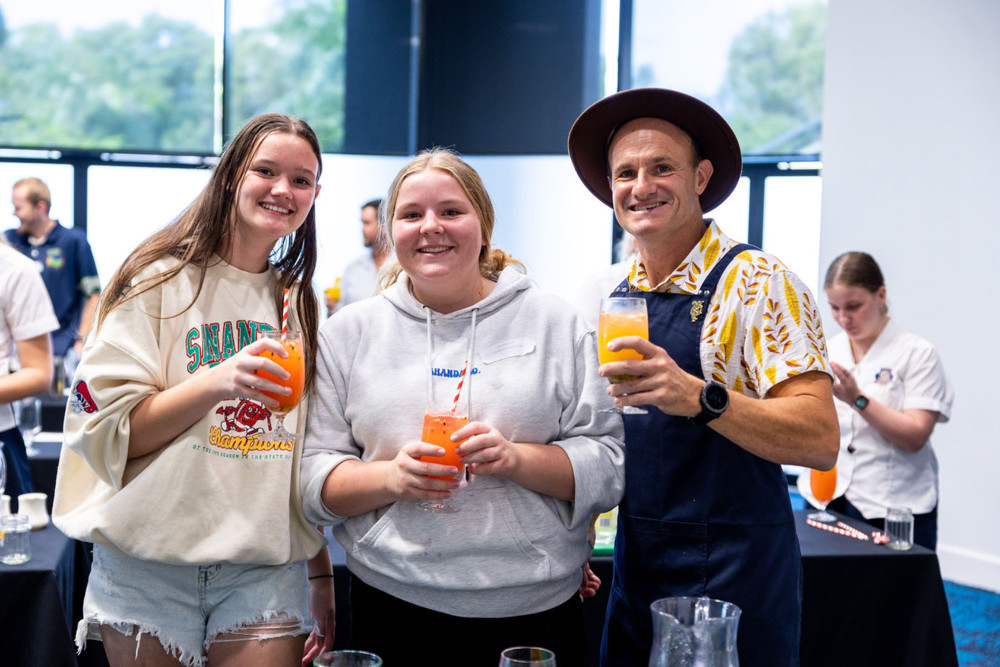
[628,0,827,286]
[0,0,346,154]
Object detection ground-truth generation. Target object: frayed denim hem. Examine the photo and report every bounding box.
[76,617,207,667]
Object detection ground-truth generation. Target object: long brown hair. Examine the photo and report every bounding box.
[96,113,322,389]
[377,147,524,290]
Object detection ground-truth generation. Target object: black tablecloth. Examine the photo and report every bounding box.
[27,437,61,514]
[0,525,81,667]
[794,510,958,667]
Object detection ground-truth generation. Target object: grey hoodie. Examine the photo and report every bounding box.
[300,267,625,617]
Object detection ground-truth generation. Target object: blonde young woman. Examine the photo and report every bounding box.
[54,114,335,667]
[300,148,624,666]
[824,251,953,550]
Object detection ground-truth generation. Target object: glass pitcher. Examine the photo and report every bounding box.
[648,597,741,667]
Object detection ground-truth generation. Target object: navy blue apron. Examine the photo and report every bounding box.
[600,244,802,667]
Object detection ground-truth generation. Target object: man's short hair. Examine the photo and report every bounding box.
[13,177,52,208]
[362,198,382,210]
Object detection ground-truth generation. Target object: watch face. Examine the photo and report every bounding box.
[705,382,728,410]
[854,395,869,410]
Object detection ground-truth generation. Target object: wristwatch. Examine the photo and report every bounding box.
[691,380,729,425]
[853,394,870,411]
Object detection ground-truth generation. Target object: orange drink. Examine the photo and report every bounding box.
[810,465,837,505]
[598,300,649,384]
[257,333,305,414]
[419,412,468,480]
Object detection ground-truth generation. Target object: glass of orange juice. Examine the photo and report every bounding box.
[417,410,469,513]
[598,297,649,414]
[808,465,837,522]
[255,328,305,441]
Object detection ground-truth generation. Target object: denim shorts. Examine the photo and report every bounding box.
[78,545,311,667]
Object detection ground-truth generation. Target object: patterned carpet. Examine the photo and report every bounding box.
[944,581,1000,666]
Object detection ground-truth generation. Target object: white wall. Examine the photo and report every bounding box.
[821,0,1000,591]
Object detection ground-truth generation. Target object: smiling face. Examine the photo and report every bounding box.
[391,167,490,313]
[608,117,713,248]
[11,185,46,235]
[825,283,888,345]
[231,131,321,269]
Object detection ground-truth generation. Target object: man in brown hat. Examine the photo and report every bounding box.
[568,88,839,667]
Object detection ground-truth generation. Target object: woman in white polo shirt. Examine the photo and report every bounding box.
[824,251,953,550]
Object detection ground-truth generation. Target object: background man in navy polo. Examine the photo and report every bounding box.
[7,177,101,367]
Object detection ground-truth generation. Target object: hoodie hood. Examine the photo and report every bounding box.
[381,266,533,322]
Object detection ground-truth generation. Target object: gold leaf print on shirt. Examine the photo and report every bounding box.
[751,325,763,365]
[723,265,739,301]
[720,311,738,364]
[704,239,720,270]
[784,275,801,326]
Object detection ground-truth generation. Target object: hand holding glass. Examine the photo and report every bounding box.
[808,465,837,522]
[598,297,649,415]
[255,329,305,441]
[417,411,468,513]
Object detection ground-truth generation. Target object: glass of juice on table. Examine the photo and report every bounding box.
[598,297,649,414]
[417,409,469,513]
[256,328,305,441]
[808,465,837,523]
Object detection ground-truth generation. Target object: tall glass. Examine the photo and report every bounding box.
[417,410,468,513]
[808,465,837,523]
[14,398,43,457]
[256,329,305,441]
[598,297,649,415]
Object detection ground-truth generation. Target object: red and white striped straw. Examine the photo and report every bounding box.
[451,360,468,414]
[281,288,290,336]
[807,518,870,541]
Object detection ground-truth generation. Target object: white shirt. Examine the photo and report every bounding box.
[829,320,953,517]
[338,251,394,309]
[1,244,59,431]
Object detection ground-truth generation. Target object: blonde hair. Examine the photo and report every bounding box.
[377,147,523,290]
[13,177,52,210]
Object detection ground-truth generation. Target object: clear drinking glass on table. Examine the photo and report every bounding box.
[598,297,649,415]
[14,397,42,457]
[255,329,305,442]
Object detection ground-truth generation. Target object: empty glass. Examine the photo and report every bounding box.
[14,397,43,457]
[648,597,741,667]
[0,513,32,565]
[498,646,557,666]
[313,650,383,666]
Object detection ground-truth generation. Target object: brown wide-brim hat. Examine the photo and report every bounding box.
[568,88,742,213]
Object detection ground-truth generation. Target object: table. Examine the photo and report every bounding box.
[0,525,84,667]
[27,435,61,513]
[794,510,958,667]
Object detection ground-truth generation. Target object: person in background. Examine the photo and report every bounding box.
[300,147,624,666]
[567,87,839,667]
[326,198,394,314]
[7,178,101,370]
[824,251,953,550]
[52,113,335,667]
[0,237,58,507]
[571,232,638,328]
